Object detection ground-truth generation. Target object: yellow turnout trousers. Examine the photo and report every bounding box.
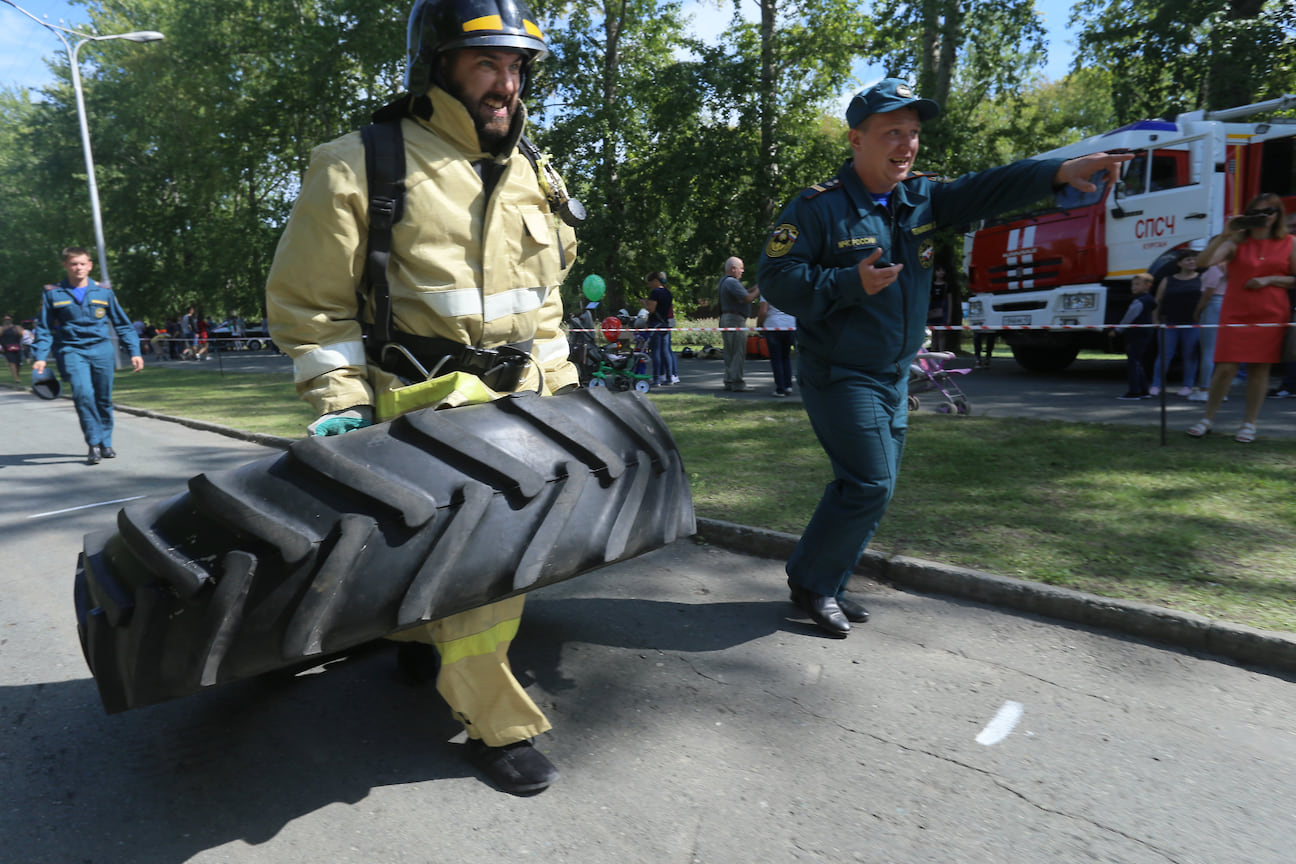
[381,372,550,747]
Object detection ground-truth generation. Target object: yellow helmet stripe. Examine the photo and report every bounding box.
[463,15,503,31]
[524,19,543,39]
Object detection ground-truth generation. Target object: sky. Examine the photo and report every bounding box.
[1,0,1080,95]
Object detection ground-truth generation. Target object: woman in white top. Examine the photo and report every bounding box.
[758,299,797,396]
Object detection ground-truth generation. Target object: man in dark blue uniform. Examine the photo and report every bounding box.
[32,247,144,465]
[758,79,1131,637]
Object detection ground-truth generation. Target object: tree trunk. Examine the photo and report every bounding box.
[759,0,779,228]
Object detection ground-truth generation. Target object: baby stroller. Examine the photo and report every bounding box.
[566,309,652,393]
[567,306,603,384]
[907,350,971,414]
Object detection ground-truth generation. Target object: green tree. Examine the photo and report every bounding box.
[4,0,406,323]
[538,0,871,314]
[1072,0,1296,121]
[870,0,1049,176]
[533,0,691,314]
[0,87,83,318]
[957,67,1119,170]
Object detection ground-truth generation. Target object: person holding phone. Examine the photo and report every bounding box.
[1186,194,1296,443]
[757,78,1133,637]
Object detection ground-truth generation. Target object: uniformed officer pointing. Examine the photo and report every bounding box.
[758,79,1131,637]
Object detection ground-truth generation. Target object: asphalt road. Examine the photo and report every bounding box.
[2,387,1295,864]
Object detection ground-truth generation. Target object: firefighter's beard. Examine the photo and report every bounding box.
[448,82,518,153]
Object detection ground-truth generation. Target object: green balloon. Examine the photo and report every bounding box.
[582,274,606,301]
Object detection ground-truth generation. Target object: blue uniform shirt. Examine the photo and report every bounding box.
[32,278,141,361]
[758,156,1064,377]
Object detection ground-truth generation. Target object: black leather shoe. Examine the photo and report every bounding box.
[466,738,560,795]
[788,582,850,638]
[100,446,117,458]
[87,445,101,465]
[836,593,870,623]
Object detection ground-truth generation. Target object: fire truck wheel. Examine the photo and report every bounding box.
[74,388,694,714]
[1009,344,1079,373]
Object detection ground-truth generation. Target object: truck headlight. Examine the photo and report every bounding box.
[1060,292,1098,311]
[968,299,983,317]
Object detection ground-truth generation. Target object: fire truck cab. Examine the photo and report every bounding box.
[964,95,1296,371]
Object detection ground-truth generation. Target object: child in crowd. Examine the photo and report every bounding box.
[1117,273,1157,400]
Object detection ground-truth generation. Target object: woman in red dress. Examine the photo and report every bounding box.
[1187,193,1296,442]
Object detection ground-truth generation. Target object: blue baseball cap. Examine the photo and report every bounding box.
[846,78,941,128]
[31,366,60,400]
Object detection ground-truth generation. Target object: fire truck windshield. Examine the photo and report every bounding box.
[1055,172,1109,209]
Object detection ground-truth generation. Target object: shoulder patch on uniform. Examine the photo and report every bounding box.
[765,223,800,258]
[801,178,842,199]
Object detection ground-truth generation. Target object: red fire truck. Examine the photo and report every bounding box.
[964,95,1296,371]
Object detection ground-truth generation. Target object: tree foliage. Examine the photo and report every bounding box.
[870,0,1048,177]
[0,0,405,321]
[0,0,1234,327]
[538,0,870,314]
[1072,0,1296,122]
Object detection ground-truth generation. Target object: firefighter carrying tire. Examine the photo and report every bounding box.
[74,388,694,714]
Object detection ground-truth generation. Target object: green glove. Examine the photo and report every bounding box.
[312,416,372,437]
[308,406,374,437]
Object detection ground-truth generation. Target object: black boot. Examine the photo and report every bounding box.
[787,581,850,637]
[87,445,102,465]
[835,593,871,623]
[465,738,560,795]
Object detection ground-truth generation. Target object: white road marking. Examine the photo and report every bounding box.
[28,496,146,519]
[976,700,1024,746]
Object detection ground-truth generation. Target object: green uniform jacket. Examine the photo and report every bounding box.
[758,156,1063,377]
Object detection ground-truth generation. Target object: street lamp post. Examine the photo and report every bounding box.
[2,0,163,289]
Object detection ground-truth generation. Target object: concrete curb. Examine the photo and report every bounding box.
[114,403,295,451]
[694,517,1296,677]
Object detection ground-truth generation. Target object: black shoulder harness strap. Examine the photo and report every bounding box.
[361,120,406,348]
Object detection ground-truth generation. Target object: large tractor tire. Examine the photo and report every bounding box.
[75,388,695,714]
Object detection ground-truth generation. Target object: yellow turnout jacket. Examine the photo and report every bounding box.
[266,86,578,415]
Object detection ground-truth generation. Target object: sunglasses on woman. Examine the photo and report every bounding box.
[1244,207,1279,216]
